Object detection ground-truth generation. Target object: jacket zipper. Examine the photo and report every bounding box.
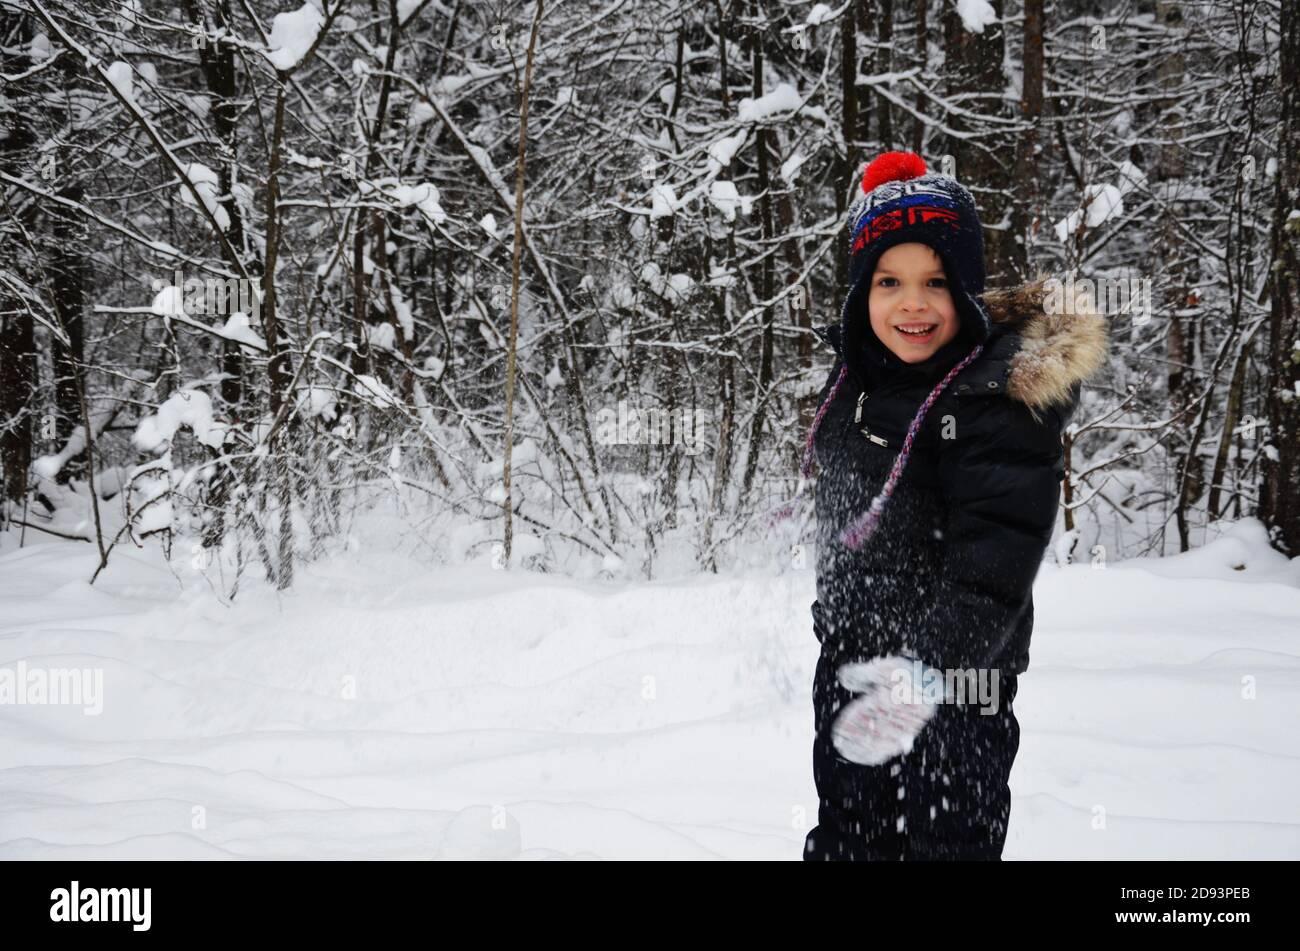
[854,390,890,447]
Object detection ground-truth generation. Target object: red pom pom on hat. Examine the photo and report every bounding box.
[860,151,927,195]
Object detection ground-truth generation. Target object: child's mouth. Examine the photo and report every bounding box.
[894,323,937,343]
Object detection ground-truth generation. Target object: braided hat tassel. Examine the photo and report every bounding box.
[838,343,983,550]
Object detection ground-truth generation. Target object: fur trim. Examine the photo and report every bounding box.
[981,272,1110,420]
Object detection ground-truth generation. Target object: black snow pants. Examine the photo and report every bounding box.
[803,644,1022,861]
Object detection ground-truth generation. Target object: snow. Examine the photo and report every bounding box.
[396,0,425,25]
[610,281,636,309]
[132,389,227,453]
[780,150,808,184]
[408,99,435,126]
[663,273,693,302]
[708,180,749,221]
[125,457,174,537]
[1116,160,1147,197]
[0,516,1296,858]
[707,131,747,173]
[638,262,661,291]
[30,455,62,481]
[511,533,545,562]
[29,33,52,62]
[118,0,142,32]
[1081,183,1124,226]
[381,182,447,225]
[736,83,801,123]
[151,291,264,350]
[463,138,511,194]
[32,411,116,481]
[391,292,414,339]
[177,162,230,231]
[105,61,134,103]
[297,386,338,422]
[806,4,833,25]
[266,3,324,71]
[649,182,678,219]
[1054,182,1124,242]
[353,374,400,409]
[219,312,266,352]
[707,262,737,289]
[151,285,186,318]
[477,440,541,479]
[430,73,474,99]
[363,320,397,351]
[956,0,998,33]
[639,262,694,302]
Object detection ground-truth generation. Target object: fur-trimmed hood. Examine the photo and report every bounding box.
[814,274,1109,423]
[980,274,1109,420]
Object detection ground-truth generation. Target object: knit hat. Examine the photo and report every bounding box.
[781,152,989,550]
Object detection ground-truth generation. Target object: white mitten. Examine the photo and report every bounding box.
[831,654,944,765]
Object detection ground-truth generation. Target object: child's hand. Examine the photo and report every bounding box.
[831,655,943,765]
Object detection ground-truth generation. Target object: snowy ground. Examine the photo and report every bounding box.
[1,517,1298,860]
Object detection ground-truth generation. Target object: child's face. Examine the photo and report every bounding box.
[867,243,961,363]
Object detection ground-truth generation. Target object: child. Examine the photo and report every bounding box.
[800,152,1107,860]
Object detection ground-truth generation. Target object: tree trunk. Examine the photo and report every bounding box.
[50,186,86,479]
[942,0,1020,283]
[875,0,894,147]
[911,0,927,153]
[0,296,36,510]
[263,83,294,589]
[502,0,545,565]
[0,8,37,511]
[740,1,775,503]
[1011,0,1045,279]
[1261,0,1300,555]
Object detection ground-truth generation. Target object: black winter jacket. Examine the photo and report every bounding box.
[809,278,1108,677]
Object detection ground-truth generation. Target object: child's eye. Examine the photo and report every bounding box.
[876,277,946,288]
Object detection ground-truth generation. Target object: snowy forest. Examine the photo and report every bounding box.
[0,0,1295,588]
